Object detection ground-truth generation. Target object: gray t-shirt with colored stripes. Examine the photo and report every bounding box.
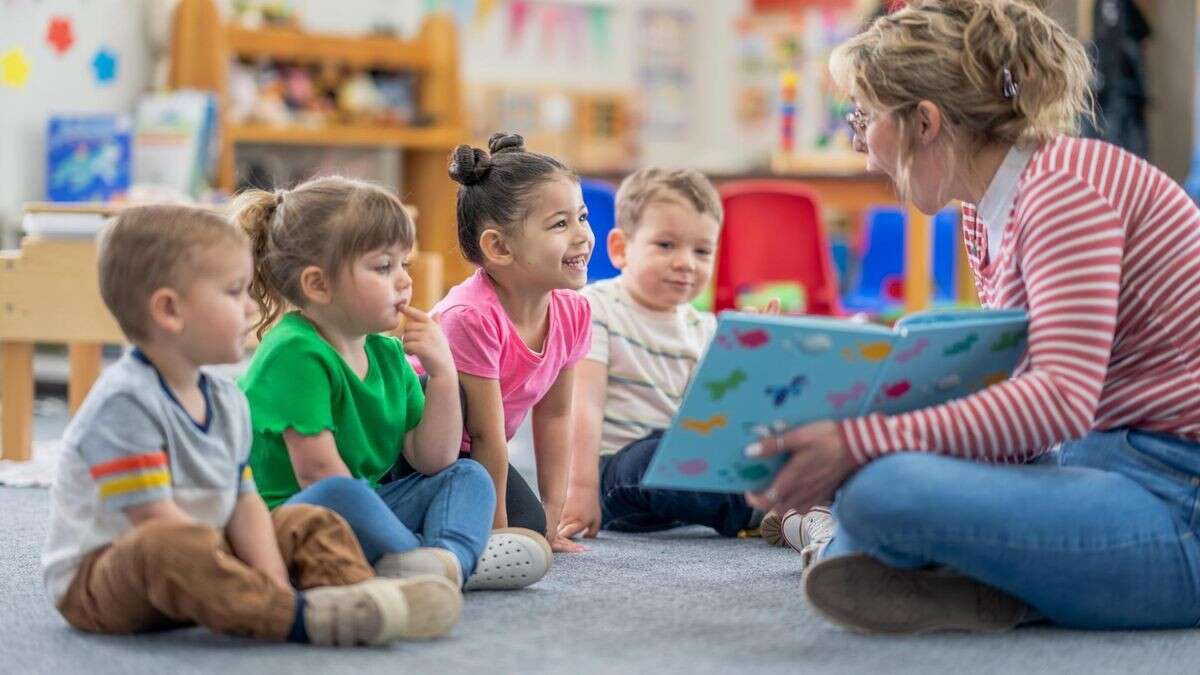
[42,350,255,603]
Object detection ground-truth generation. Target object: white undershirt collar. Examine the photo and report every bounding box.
[976,144,1035,260]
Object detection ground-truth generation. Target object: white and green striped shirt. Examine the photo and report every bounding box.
[582,278,716,456]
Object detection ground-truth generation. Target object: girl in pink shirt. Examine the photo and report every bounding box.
[433,133,593,553]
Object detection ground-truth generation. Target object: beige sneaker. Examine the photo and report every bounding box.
[758,509,788,546]
[375,547,464,588]
[803,553,1028,635]
[463,527,553,591]
[302,576,461,646]
[780,506,835,569]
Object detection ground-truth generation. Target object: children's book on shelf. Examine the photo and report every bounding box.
[45,114,133,203]
[643,308,1030,494]
[133,90,218,198]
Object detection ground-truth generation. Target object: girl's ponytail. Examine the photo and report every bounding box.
[231,188,287,338]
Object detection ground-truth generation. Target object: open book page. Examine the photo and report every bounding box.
[644,309,1029,494]
[644,313,899,493]
[866,312,1029,416]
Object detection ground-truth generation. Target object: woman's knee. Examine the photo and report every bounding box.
[834,453,960,538]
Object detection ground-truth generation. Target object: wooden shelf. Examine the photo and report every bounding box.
[226,123,462,149]
[771,151,869,176]
[226,26,433,70]
[171,1,474,287]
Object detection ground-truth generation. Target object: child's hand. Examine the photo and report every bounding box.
[558,484,601,541]
[544,501,587,553]
[400,305,454,378]
[740,298,782,315]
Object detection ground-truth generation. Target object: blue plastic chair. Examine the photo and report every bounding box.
[842,206,960,314]
[933,209,959,302]
[581,179,619,281]
[843,206,905,314]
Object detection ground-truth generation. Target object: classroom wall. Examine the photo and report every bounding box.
[0,0,152,243]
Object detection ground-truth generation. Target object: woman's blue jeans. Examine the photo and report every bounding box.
[286,459,494,576]
[824,429,1200,629]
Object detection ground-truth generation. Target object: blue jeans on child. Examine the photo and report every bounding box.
[600,431,756,537]
[823,428,1200,629]
[285,459,494,577]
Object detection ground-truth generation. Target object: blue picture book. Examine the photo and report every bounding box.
[45,114,133,202]
[642,308,1030,494]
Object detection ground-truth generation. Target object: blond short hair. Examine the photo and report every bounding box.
[614,167,723,234]
[98,204,247,342]
[829,0,1094,200]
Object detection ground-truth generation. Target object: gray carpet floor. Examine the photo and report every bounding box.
[2,484,1199,675]
[4,399,1198,673]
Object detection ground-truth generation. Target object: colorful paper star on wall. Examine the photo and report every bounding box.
[92,47,118,84]
[47,16,75,55]
[1,47,30,89]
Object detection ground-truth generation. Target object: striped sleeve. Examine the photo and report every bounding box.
[78,393,172,510]
[841,172,1126,464]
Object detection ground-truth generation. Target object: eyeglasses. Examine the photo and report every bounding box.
[844,105,872,137]
[844,105,873,153]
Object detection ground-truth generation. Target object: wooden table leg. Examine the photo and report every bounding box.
[1,341,35,461]
[68,342,104,416]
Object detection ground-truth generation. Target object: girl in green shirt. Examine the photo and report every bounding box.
[236,176,553,591]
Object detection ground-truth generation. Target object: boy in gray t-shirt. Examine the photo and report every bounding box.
[42,204,459,646]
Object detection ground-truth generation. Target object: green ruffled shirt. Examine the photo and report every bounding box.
[239,312,424,508]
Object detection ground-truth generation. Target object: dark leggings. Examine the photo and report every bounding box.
[504,463,547,534]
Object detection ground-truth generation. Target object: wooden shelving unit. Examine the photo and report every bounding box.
[168,0,473,285]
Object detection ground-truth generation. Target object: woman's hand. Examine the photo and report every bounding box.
[743,421,859,514]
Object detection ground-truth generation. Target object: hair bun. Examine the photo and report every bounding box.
[448,145,492,186]
[487,132,525,156]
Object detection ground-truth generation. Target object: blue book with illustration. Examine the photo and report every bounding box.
[643,308,1029,494]
[45,114,133,202]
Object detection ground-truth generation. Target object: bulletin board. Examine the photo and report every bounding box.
[0,0,151,242]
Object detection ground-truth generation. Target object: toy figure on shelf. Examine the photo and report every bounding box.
[780,69,798,154]
[336,72,382,123]
[232,0,297,29]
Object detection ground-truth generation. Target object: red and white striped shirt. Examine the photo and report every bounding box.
[841,136,1200,464]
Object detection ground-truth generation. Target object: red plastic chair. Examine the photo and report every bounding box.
[715,180,844,315]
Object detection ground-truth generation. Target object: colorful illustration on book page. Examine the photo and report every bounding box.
[841,341,892,363]
[764,375,807,407]
[716,328,771,350]
[680,414,728,436]
[990,329,1026,352]
[827,380,868,410]
[781,333,832,355]
[943,333,978,356]
[704,369,747,401]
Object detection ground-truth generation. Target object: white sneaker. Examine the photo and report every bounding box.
[463,527,552,591]
[375,547,463,588]
[781,506,835,569]
[302,576,461,646]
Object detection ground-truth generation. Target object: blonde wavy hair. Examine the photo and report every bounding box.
[829,0,1095,199]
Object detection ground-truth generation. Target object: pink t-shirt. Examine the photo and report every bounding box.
[431,269,591,450]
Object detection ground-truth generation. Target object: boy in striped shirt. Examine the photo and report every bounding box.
[41,205,459,646]
[559,168,761,540]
